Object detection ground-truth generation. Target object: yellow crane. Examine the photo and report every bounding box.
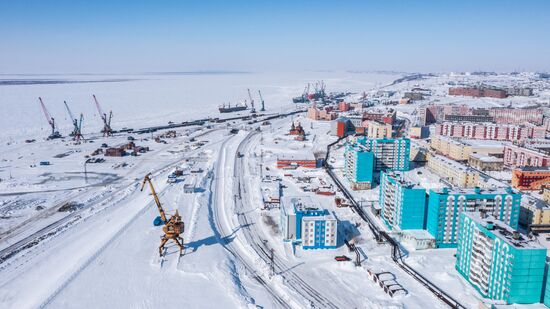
[141,173,185,257]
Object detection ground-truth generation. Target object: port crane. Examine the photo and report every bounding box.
[39,97,62,140]
[247,88,256,114]
[92,95,113,136]
[63,101,84,141]
[141,173,185,257]
[258,90,265,112]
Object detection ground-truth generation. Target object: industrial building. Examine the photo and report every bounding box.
[426,187,521,248]
[511,167,550,190]
[379,171,427,230]
[355,137,410,172]
[504,144,550,168]
[276,152,320,169]
[280,196,337,249]
[456,212,546,305]
[427,153,480,188]
[344,144,374,190]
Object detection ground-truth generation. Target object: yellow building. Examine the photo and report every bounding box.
[430,135,471,160]
[366,120,392,138]
[430,136,504,162]
[427,152,480,188]
[519,199,550,232]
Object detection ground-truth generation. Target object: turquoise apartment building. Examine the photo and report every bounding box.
[356,137,410,172]
[344,143,375,190]
[456,212,547,305]
[427,187,521,248]
[379,171,427,230]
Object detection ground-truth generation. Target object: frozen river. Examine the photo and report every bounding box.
[0,71,399,142]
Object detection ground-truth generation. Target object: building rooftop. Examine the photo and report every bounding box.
[383,171,424,189]
[282,196,327,215]
[514,166,550,172]
[277,151,316,161]
[469,153,503,163]
[432,186,516,196]
[462,139,508,148]
[430,153,474,173]
[464,212,544,250]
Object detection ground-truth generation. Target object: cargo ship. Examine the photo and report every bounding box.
[218,102,248,113]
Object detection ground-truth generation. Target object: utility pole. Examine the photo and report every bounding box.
[84,161,88,183]
[269,248,275,278]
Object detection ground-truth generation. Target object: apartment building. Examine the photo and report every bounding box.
[280,196,337,249]
[435,122,545,142]
[344,144,375,190]
[511,167,550,190]
[503,144,550,168]
[430,135,504,161]
[379,171,427,230]
[519,199,550,232]
[448,86,508,98]
[365,120,392,138]
[356,137,410,172]
[426,187,521,248]
[427,153,479,188]
[456,212,546,304]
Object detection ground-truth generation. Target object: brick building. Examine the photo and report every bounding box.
[435,122,545,142]
[511,167,550,190]
[504,145,550,168]
[449,86,507,98]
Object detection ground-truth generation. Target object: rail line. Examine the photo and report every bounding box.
[323,138,467,309]
[234,131,340,308]
[0,109,305,267]
[209,134,292,309]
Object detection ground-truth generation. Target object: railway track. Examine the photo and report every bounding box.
[209,134,292,309]
[233,131,341,309]
[0,128,224,267]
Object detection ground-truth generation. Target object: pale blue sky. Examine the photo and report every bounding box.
[0,0,549,74]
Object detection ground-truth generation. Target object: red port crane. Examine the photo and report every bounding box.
[64,100,84,141]
[39,97,62,140]
[92,95,113,136]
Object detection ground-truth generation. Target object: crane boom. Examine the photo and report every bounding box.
[39,97,54,127]
[92,94,106,120]
[92,94,113,136]
[140,173,167,222]
[258,90,265,111]
[247,88,255,113]
[64,100,76,122]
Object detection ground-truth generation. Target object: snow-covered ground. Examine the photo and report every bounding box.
[0,71,399,143]
[2,71,550,308]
